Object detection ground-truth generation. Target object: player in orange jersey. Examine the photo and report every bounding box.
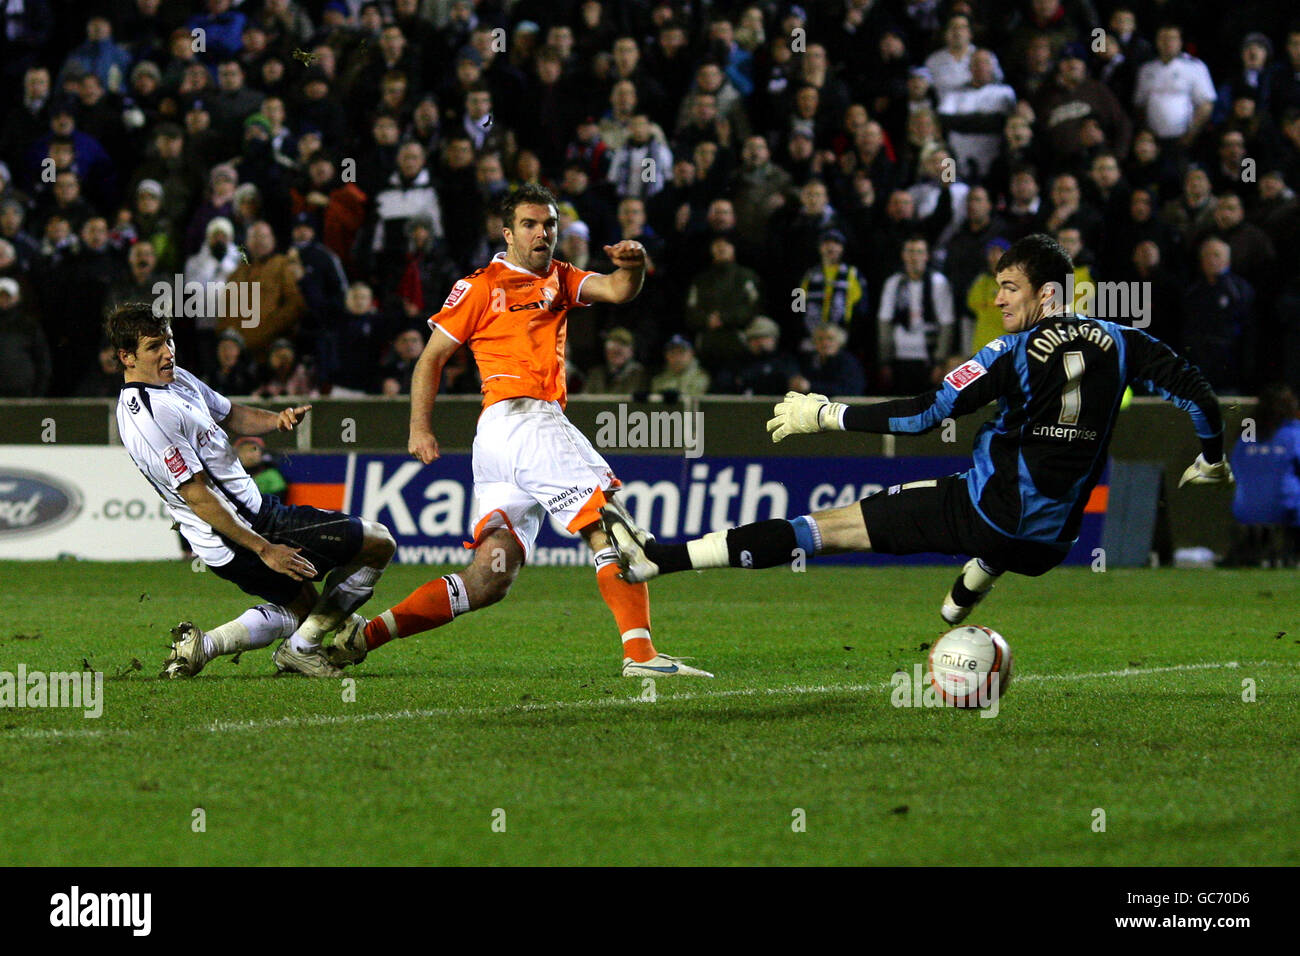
[326,183,711,677]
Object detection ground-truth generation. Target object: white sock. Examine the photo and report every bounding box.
[375,608,399,639]
[290,564,384,652]
[204,604,297,657]
[686,530,730,569]
[442,573,470,616]
[331,563,383,611]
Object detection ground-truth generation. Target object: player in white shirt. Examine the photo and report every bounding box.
[107,302,395,678]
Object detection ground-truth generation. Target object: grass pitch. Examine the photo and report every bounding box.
[1,559,1297,866]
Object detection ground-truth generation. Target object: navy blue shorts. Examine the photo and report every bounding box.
[859,475,1070,577]
[205,495,364,606]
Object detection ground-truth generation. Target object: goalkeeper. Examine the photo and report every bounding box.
[603,234,1232,622]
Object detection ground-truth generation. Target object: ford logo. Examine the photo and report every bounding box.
[0,469,83,537]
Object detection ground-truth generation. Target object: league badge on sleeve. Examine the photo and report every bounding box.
[945,360,987,391]
[162,444,188,479]
[443,280,471,309]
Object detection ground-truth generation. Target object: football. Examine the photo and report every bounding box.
[928,625,1014,709]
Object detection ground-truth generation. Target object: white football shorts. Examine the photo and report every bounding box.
[466,397,619,562]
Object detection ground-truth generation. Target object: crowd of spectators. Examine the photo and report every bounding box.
[2,0,1300,401]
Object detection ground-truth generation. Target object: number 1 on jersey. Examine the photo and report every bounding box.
[1059,350,1085,425]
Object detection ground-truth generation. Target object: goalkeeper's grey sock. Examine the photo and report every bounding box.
[289,564,383,652]
[966,558,1001,592]
[953,559,1001,606]
[204,604,297,657]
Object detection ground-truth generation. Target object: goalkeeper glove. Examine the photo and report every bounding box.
[1178,454,1234,487]
[766,391,848,443]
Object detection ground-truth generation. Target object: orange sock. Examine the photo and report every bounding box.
[596,562,656,662]
[364,574,468,649]
[363,613,400,650]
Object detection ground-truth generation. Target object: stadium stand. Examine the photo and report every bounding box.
[2,0,1299,401]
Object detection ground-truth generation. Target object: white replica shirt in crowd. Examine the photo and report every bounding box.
[1133,53,1216,139]
[924,47,1005,97]
[877,272,955,362]
[116,367,261,567]
[938,81,1018,179]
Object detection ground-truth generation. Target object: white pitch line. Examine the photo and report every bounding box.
[4,660,1295,742]
[1013,660,1245,683]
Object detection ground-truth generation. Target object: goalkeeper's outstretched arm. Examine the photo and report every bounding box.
[767,346,1015,443]
[1123,328,1232,485]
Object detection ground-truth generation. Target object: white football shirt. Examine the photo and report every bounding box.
[924,48,1005,97]
[1133,53,1216,139]
[116,367,261,566]
[938,82,1017,179]
[878,272,956,362]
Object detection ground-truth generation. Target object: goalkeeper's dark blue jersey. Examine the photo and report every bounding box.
[845,315,1224,545]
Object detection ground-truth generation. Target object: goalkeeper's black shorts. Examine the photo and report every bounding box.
[858,474,1070,577]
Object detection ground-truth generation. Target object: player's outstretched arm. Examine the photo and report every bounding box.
[409,328,460,464]
[580,241,647,304]
[767,345,1014,442]
[176,475,316,580]
[222,403,311,435]
[1124,328,1229,477]
[767,391,840,442]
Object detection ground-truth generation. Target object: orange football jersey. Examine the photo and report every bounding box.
[429,252,596,410]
